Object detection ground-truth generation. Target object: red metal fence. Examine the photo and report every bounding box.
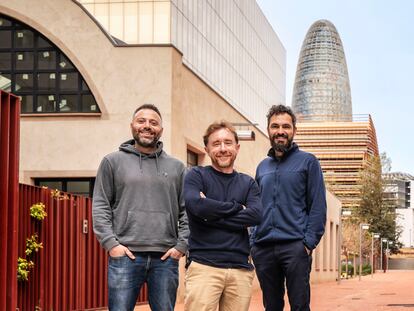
[17,185,108,310]
[0,90,20,310]
[17,185,149,310]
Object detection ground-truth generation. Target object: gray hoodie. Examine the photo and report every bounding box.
[92,139,188,254]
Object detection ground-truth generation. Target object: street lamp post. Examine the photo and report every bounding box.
[386,240,389,272]
[372,233,380,278]
[359,223,370,281]
[337,207,342,284]
[381,238,387,272]
[338,209,352,284]
[384,240,393,272]
[353,252,357,277]
[345,250,349,278]
[387,241,394,271]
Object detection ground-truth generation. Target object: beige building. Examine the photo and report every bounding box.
[311,191,341,283]
[0,0,340,302]
[295,115,379,210]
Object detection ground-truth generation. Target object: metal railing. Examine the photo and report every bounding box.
[296,114,372,122]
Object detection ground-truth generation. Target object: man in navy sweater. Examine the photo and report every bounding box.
[251,105,327,311]
[184,121,262,311]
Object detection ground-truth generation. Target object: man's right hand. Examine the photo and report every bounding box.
[109,244,136,260]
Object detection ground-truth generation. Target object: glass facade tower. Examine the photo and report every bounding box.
[292,19,352,121]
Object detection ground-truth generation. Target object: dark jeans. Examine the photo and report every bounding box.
[252,240,312,311]
[108,252,179,311]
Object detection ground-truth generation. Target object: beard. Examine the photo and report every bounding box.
[133,129,160,148]
[270,133,293,154]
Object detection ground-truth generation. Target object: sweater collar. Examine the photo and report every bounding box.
[208,165,238,177]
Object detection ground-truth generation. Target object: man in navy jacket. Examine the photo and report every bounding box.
[251,105,327,311]
[184,121,262,311]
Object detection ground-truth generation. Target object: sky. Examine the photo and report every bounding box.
[256,0,414,175]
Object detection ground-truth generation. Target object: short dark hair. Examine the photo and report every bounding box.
[203,121,239,146]
[266,104,296,128]
[132,104,162,119]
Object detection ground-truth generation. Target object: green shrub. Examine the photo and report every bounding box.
[18,202,46,282]
[362,263,371,275]
[341,263,354,275]
[25,233,43,256]
[30,202,47,221]
[17,257,34,281]
[341,263,371,275]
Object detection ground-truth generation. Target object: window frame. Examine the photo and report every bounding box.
[0,14,100,115]
[34,177,96,198]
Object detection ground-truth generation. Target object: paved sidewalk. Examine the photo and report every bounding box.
[307,270,414,311]
[135,270,414,310]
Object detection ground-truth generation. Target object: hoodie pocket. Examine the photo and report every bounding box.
[118,210,175,244]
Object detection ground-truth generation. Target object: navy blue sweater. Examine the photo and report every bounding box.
[252,143,327,250]
[184,166,262,269]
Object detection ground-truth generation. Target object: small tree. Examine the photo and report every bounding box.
[355,155,401,252]
[380,152,392,173]
[342,221,372,265]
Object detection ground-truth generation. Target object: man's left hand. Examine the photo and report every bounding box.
[161,247,184,260]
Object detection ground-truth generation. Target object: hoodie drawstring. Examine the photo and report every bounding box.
[155,152,160,176]
[139,152,143,173]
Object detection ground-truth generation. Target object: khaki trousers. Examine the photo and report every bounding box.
[184,261,254,311]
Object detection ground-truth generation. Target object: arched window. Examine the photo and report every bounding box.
[0,14,100,114]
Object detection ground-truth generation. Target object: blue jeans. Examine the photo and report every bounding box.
[108,252,179,311]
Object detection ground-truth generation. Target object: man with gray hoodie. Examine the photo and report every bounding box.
[92,104,188,311]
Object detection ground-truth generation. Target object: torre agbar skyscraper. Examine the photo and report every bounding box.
[292,19,379,210]
[292,19,352,120]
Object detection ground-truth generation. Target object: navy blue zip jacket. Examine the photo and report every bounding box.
[252,143,326,250]
[184,166,262,269]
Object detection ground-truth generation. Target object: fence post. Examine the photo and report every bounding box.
[0,91,20,310]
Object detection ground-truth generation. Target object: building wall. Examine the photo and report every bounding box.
[383,173,413,209]
[383,174,413,248]
[311,191,341,283]
[76,0,172,44]
[396,208,414,248]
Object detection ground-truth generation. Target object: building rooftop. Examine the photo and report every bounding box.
[383,172,414,181]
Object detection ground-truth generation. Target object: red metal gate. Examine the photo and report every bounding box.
[0,90,20,311]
